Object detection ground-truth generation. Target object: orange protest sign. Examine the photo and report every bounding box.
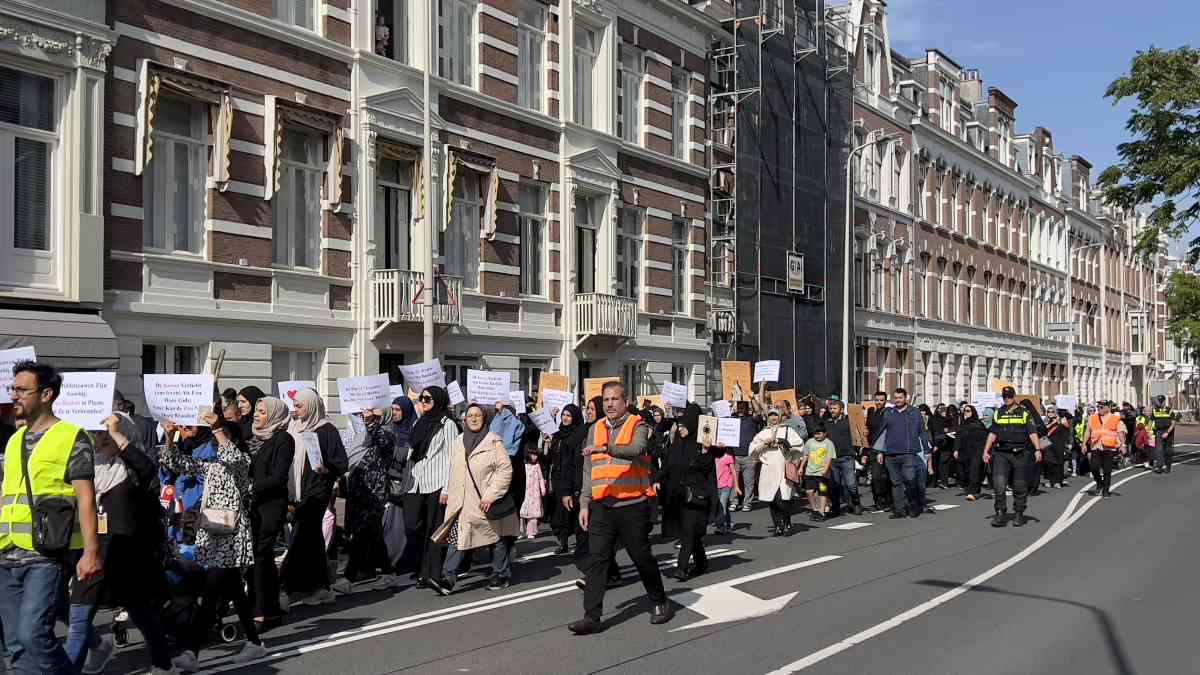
[848,404,868,447]
[721,361,753,401]
[537,372,569,405]
[583,377,619,403]
[768,388,799,417]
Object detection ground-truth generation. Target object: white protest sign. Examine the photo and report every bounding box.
[542,389,573,421]
[336,373,392,414]
[57,372,116,430]
[447,381,466,406]
[0,346,36,392]
[716,417,742,447]
[972,391,1001,410]
[509,390,528,414]
[389,384,407,401]
[144,374,215,423]
[753,360,781,383]
[278,380,317,411]
[398,359,445,393]
[529,408,559,435]
[660,382,688,408]
[300,431,323,470]
[467,370,511,405]
[711,400,733,418]
[1054,394,1078,412]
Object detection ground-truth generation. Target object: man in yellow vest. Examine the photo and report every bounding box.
[982,386,1041,527]
[1151,395,1176,474]
[1,361,102,674]
[568,380,672,635]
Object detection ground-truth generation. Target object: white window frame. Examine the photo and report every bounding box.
[272,349,320,382]
[379,0,408,64]
[376,156,412,270]
[273,127,324,269]
[671,217,689,314]
[672,67,688,159]
[274,0,316,31]
[144,96,208,254]
[890,145,903,209]
[573,25,597,127]
[574,194,598,293]
[441,0,475,86]
[618,43,642,143]
[519,360,548,399]
[443,358,479,391]
[519,182,546,296]
[445,168,485,289]
[616,205,641,302]
[142,343,201,375]
[518,1,545,111]
[0,65,58,258]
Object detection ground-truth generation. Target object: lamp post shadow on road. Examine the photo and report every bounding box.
[915,580,1134,675]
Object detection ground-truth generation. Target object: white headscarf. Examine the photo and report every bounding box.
[287,389,331,500]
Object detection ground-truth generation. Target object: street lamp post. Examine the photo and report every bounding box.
[1065,241,1105,397]
[841,131,901,402]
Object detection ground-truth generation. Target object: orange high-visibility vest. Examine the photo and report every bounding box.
[590,415,655,501]
[1088,413,1121,449]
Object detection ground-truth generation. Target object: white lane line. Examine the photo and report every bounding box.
[931,504,959,511]
[766,449,1200,674]
[826,522,872,530]
[196,548,745,673]
[517,550,565,562]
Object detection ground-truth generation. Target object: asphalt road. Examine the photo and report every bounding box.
[103,432,1200,675]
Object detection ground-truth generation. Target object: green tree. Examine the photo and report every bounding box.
[1099,46,1200,259]
[1165,269,1200,361]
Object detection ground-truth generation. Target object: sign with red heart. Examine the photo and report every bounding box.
[278,381,317,410]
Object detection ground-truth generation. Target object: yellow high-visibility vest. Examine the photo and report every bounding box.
[0,421,86,552]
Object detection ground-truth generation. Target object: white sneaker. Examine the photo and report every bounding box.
[305,588,336,605]
[233,641,268,663]
[331,578,354,595]
[82,636,116,674]
[171,651,199,673]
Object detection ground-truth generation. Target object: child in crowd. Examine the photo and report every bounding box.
[715,450,739,534]
[520,450,546,539]
[802,426,834,521]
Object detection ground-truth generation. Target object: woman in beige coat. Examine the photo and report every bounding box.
[430,403,519,595]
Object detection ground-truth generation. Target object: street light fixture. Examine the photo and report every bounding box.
[842,130,902,402]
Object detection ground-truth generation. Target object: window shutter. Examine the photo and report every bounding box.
[263,95,281,201]
[134,61,161,176]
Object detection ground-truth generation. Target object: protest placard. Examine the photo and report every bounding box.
[698,415,718,446]
[721,361,753,401]
[509,390,528,414]
[972,391,1001,410]
[300,431,323,470]
[752,360,781,383]
[57,372,116,430]
[529,408,559,435]
[467,370,511,405]
[336,373,392,414]
[1054,395,1077,412]
[144,374,215,423]
[388,384,408,402]
[711,400,732,418]
[542,389,573,420]
[447,381,466,406]
[638,395,663,410]
[278,380,318,411]
[1016,394,1042,414]
[660,382,688,408]
[0,346,36,392]
[991,379,1014,393]
[398,359,445,393]
[769,388,799,417]
[583,377,619,403]
[716,417,742,447]
[847,403,868,447]
[537,373,569,405]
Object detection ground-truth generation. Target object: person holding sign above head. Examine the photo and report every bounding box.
[1,361,102,675]
[568,381,672,635]
[749,408,805,536]
[281,390,348,605]
[548,404,585,555]
[654,403,718,581]
[245,397,294,629]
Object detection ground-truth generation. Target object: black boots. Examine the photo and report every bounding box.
[554,535,569,555]
[991,511,1007,527]
[1012,512,1027,527]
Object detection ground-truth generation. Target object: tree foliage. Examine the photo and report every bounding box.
[1166,270,1200,360]
[1098,46,1200,260]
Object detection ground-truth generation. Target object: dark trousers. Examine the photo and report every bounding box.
[281,497,332,595]
[345,517,393,582]
[581,501,665,622]
[403,490,445,583]
[675,505,708,573]
[992,451,1031,514]
[884,454,919,516]
[250,498,287,619]
[574,523,619,579]
[1090,450,1116,493]
[552,496,580,541]
[962,447,985,496]
[936,448,958,485]
[1153,435,1174,470]
[868,451,892,509]
[768,491,791,530]
[1043,461,1065,485]
[189,568,260,654]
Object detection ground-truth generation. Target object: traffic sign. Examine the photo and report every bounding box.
[1047,321,1078,337]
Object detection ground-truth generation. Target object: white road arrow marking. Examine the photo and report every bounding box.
[931,504,959,511]
[671,555,841,631]
[827,521,872,530]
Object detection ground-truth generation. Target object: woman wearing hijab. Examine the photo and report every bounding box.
[236,385,266,440]
[246,396,295,627]
[953,405,989,502]
[162,410,266,670]
[750,408,804,536]
[1019,398,1050,495]
[655,403,718,580]
[280,390,349,604]
[548,404,583,554]
[1043,409,1073,489]
[404,386,459,588]
[429,403,518,594]
[67,413,171,673]
[339,397,409,587]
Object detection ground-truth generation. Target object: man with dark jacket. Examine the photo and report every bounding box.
[824,400,861,515]
[864,391,892,512]
[113,391,161,468]
[878,388,931,519]
[732,402,761,511]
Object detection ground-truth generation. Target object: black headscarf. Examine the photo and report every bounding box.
[959,405,985,429]
[408,386,451,463]
[556,404,583,439]
[677,402,701,440]
[391,396,416,449]
[461,402,492,455]
[237,385,266,439]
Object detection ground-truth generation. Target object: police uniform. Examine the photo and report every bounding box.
[988,404,1039,526]
[1152,404,1175,473]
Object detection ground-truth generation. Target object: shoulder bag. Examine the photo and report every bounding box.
[197,472,239,535]
[20,442,76,557]
[465,445,517,520]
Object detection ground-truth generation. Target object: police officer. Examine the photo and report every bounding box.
[982,386,1041,527]
[1151,395,1175,474]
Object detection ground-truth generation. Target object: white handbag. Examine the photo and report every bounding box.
[198,475,238,535]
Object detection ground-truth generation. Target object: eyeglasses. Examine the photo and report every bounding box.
[418,395,434,403]
[6,386,41,397]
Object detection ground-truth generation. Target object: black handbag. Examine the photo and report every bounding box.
[21,444,76,557]
[684,485,710,507]
[465,447,517,520]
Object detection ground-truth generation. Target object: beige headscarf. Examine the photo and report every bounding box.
[252,397,291,440]
[287,389,332,500]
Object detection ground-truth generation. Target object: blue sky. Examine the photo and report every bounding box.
[883,0,1199,254]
